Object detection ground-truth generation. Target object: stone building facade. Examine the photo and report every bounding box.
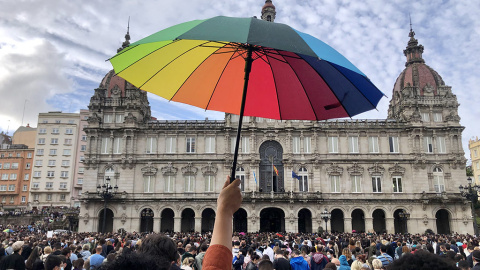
[469,138,480,184]
[78,3,470,234]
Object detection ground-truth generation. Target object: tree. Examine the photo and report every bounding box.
[466,166,474,177]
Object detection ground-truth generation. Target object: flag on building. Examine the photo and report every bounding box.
[292,171,301,180]
[273,165,279,176]
[253,171,257,184]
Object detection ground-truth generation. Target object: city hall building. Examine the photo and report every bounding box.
[78,1,470,234]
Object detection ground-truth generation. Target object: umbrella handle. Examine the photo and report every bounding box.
[230,46,253,183]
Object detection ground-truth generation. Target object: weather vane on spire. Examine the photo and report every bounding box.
[408,13,415,38]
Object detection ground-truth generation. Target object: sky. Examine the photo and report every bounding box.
[0,0,479,162]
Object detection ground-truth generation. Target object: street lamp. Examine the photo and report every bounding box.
[398,210,410,234]
[97,177,118,233]
[459,177,480,235]
[320,208,331,233]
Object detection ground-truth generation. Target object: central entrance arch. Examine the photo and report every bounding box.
[260,208,285,232]
[160,208,174,232]
[140,208,154,232]
[259,141,284,192]
[233,208,248,233]
[298,208,312,233]
[201,208,215,232]
[98,208,114,233]
[351,209,365,233]
[436,209,451,234]
[372,209,386,233]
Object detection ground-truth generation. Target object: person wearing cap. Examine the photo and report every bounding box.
[0,241,26,270]
[473,250,480,270]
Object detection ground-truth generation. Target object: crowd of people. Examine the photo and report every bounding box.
[0,178,477,270]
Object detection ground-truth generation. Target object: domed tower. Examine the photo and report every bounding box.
[261,0,276,22]
[387,27,460,125]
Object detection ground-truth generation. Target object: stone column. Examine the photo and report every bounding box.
[344,217,352,233]
[195,217,202,232]
[386,217,395,234]
[131,217,140,233]
[174,217,181,232]
[153,217,161,233]
[365,217,373,233]
[249,213,260,232]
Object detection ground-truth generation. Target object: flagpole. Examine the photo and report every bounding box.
[271,158,274,192]
[291,171,293,192]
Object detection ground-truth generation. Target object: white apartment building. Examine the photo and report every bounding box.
[71,110,89,208]
[30,112,80,208]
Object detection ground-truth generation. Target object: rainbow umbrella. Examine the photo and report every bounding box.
[109,16,385,181]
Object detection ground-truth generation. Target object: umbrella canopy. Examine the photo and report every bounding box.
[3,229,14,233]
[109,16,385,180]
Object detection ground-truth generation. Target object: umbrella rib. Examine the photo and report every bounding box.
[170,45,229,102]
[278,52,319,120]
[264,54,282,120]
[205,48,240,111]
[136,41,214,90]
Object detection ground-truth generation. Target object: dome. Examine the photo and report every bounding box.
[99,70,134,97]
[393,29,445,97]
[262,0,275,10]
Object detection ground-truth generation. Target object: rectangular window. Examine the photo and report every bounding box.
[1,174,8,180]
[32,182,39,189]
[330,175,340,193]
[51,138,58,144]
[328,137,339,153]
[52,128,59,134]
[242,136,250,153]
[39,128,46,134]
[22,185,27,191]
[33,171,41,177]
[437,136,446,153]
[351,175,361,193]
[46,182,53,188]
[348,136,359,153]
[9,196,14,203]
[63,149,71,156]
[165,176,174,192]
[186,137,195,153]
[421,113,430,122]
[48,160,56,166]
[165,137,176,153]
[299,175,308,192]
[64,138,72,145]
[81,135,87,141]
[145,137,156,154]
[78,168,84,174]
[433,113,443,122]
[65,128,73,134]
[60,171,68,178]
[77,178,83,185]
[372,176,382,192]
[304,137,311,153]
[37,149,44,156]
[35,160,43,166]
[11,163,18,169]
[389,136,399,153]
[116,114,124,123]
[205,137,216,153]
[21,196,26,203]
[434,175,445,193]
[49,149,57,156]
[38,138,45,144]
[104,114,112,123]
[185,176,194,192]
[113,137,123,154]
[292,137,300,154]
[61,160,70,167]
[144,176,154,193]
[33,194,39,201]
[60,182,67,189]
[0,164,2,170]
[24,174,29,180]
[9,174,17,180]
[368,137,379,153]
[26,163,31,169]
[0,185,6,191]
[231,137,237,154]
[393,177,403,193]
[27,153,32,158]
[205,175,214,192]
[46,194,52,201]
[80,145,87,152]
[101,138,109,154]
[8,185,15,191]
[424,136,433,153]
[80,156,85,162]
[47,171,54,177]
[3,163,10,169]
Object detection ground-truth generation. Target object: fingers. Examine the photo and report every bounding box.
[223,177,231,189]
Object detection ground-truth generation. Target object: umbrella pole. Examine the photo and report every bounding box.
[230,46,253,183]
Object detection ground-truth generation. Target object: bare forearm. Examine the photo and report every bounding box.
[210,211,233,249]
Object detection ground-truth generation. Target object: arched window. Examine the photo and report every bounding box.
[104,168,114,184]
[433,167,445,193]
[236,167,245,191]
[299,167,308,192]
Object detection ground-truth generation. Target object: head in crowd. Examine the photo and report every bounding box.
[45,255,62,270]
[387,250,456,270]
[258,259,274,270]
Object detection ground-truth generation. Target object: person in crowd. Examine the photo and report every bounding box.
[310,245,329,270]
[61,247,73,270]
[80,244,91,260]
[338,255,351,270]
[181,257,195,270]
[376,245,393,267]
[371,259,382,270]
[246,254,260,270]
[388,250,456,270]
[258,259,274,270]
[195,244,208,270]
[273,248,290,270]
[45,255,62,270]
[0,240,26,270]
[89,246,104,269]
[290,249,309,270]
[25,246,44,270]
[72,258,84,270]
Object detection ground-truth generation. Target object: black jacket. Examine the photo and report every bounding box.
[0,252,26,270]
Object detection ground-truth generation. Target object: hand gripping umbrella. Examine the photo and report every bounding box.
[109,16,385,182]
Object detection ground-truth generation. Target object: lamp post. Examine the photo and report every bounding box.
[459,177,480,235]
[398,210,410,234]
[97,177,118,233]
[320,208,331,233]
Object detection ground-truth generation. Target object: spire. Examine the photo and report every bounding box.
[261,0,276,22]
[403,16,424,66]
[117,17,131,53]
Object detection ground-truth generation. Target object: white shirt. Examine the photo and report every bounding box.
[263,246,274,262]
